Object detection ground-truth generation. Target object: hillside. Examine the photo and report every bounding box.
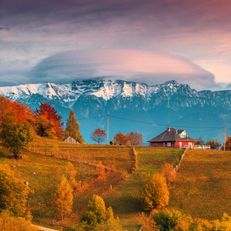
[170,149,231,219]
[0,80,231,142]
[0,139,183,230]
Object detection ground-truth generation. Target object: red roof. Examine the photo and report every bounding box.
[149,128,194,143]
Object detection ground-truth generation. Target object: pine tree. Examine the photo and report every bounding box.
[53,175,73,220]
[65,110,85,144]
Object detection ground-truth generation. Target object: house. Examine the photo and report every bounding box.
[148,128,195,148]
[64,136,79,144]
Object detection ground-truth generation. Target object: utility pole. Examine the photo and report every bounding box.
[106,113,110,144]
[224,126,227,151]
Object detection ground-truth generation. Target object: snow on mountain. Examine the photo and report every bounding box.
[0,80,152,103]
[0,79,231,142]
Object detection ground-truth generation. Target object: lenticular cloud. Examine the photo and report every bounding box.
[30,49,216,89]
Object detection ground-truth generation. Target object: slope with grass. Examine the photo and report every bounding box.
[105,147,183,230]
[0,139,183,230]
[170,149,231,220]
[28,137,134,172]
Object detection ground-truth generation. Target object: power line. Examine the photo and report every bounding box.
[109,115,224,130]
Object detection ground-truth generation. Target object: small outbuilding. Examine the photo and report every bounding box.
[148,128,195,149]
[64,136,79,144]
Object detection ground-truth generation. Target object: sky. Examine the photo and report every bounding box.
[0,0,231,89]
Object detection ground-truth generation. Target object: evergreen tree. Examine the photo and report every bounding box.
[53,175,73,220]
[65,110,85,144]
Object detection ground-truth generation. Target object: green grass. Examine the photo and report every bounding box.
[106,147,183,230]
[170,149,231,220]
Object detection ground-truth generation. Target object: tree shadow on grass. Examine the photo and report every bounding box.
[108,195,143,215]
[0,150,13,159]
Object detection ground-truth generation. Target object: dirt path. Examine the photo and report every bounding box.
[32,224,58,231]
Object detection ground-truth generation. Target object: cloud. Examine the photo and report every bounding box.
[1,0,231,87]
[29,49,215,89]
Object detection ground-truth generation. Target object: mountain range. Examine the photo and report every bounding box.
[0,79,230,143]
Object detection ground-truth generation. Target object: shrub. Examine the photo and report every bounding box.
[153,208,191,231]
[0,210,38,231]
[161,163,176,186]
[137,212,157,231]
[80,195,122,230]
[143,173,169,211]
[0,164,31,218]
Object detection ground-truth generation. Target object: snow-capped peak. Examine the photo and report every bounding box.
[0,79,191,104]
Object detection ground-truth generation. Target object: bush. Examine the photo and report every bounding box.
[0,164,31,218]
[0,210,38,231]
[143,173,169,211]
[80,195,122,231]
[153,208,191,231]
[161,163,176,186]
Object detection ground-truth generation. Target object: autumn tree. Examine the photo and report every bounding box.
[0,211,38,231]
[65,162,78,192]
[128,132,143,146]
[80,194,106,229]
[80,195,122,230]
[0,115,33,159]
[91,128,106,144]
[143,173,169,211]
[195,137,204,145]
[113,133,130,145]
[153,208,191,231]
[35,103,64,139]
[65,110,85,144]
[0,164,31,218]
[53,175,73,220]
[101,206,122,231]
[225,137,231,150]
[0,96,34,126]
[161,163,176,186]
[206,140,221,150]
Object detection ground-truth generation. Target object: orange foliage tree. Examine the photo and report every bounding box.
[0,97,34,158]
[0,96,34,125]
[226,137,231,150]
[91,128,106,144]
[129,132,143,146]
[113,133,130,145]
[35,103,64,139]
[113,132,143,145]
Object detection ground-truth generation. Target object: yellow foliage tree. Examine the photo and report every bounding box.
[0,210,38,231]
[143,173,169,211]
[161,163,176,186]
[0,164,31,218]
[53,175,73,220]
[65,162,78,192]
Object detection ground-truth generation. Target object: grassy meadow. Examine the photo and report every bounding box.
[105,147,183,230]
[0,138,183,230]
[170,149,231,220]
